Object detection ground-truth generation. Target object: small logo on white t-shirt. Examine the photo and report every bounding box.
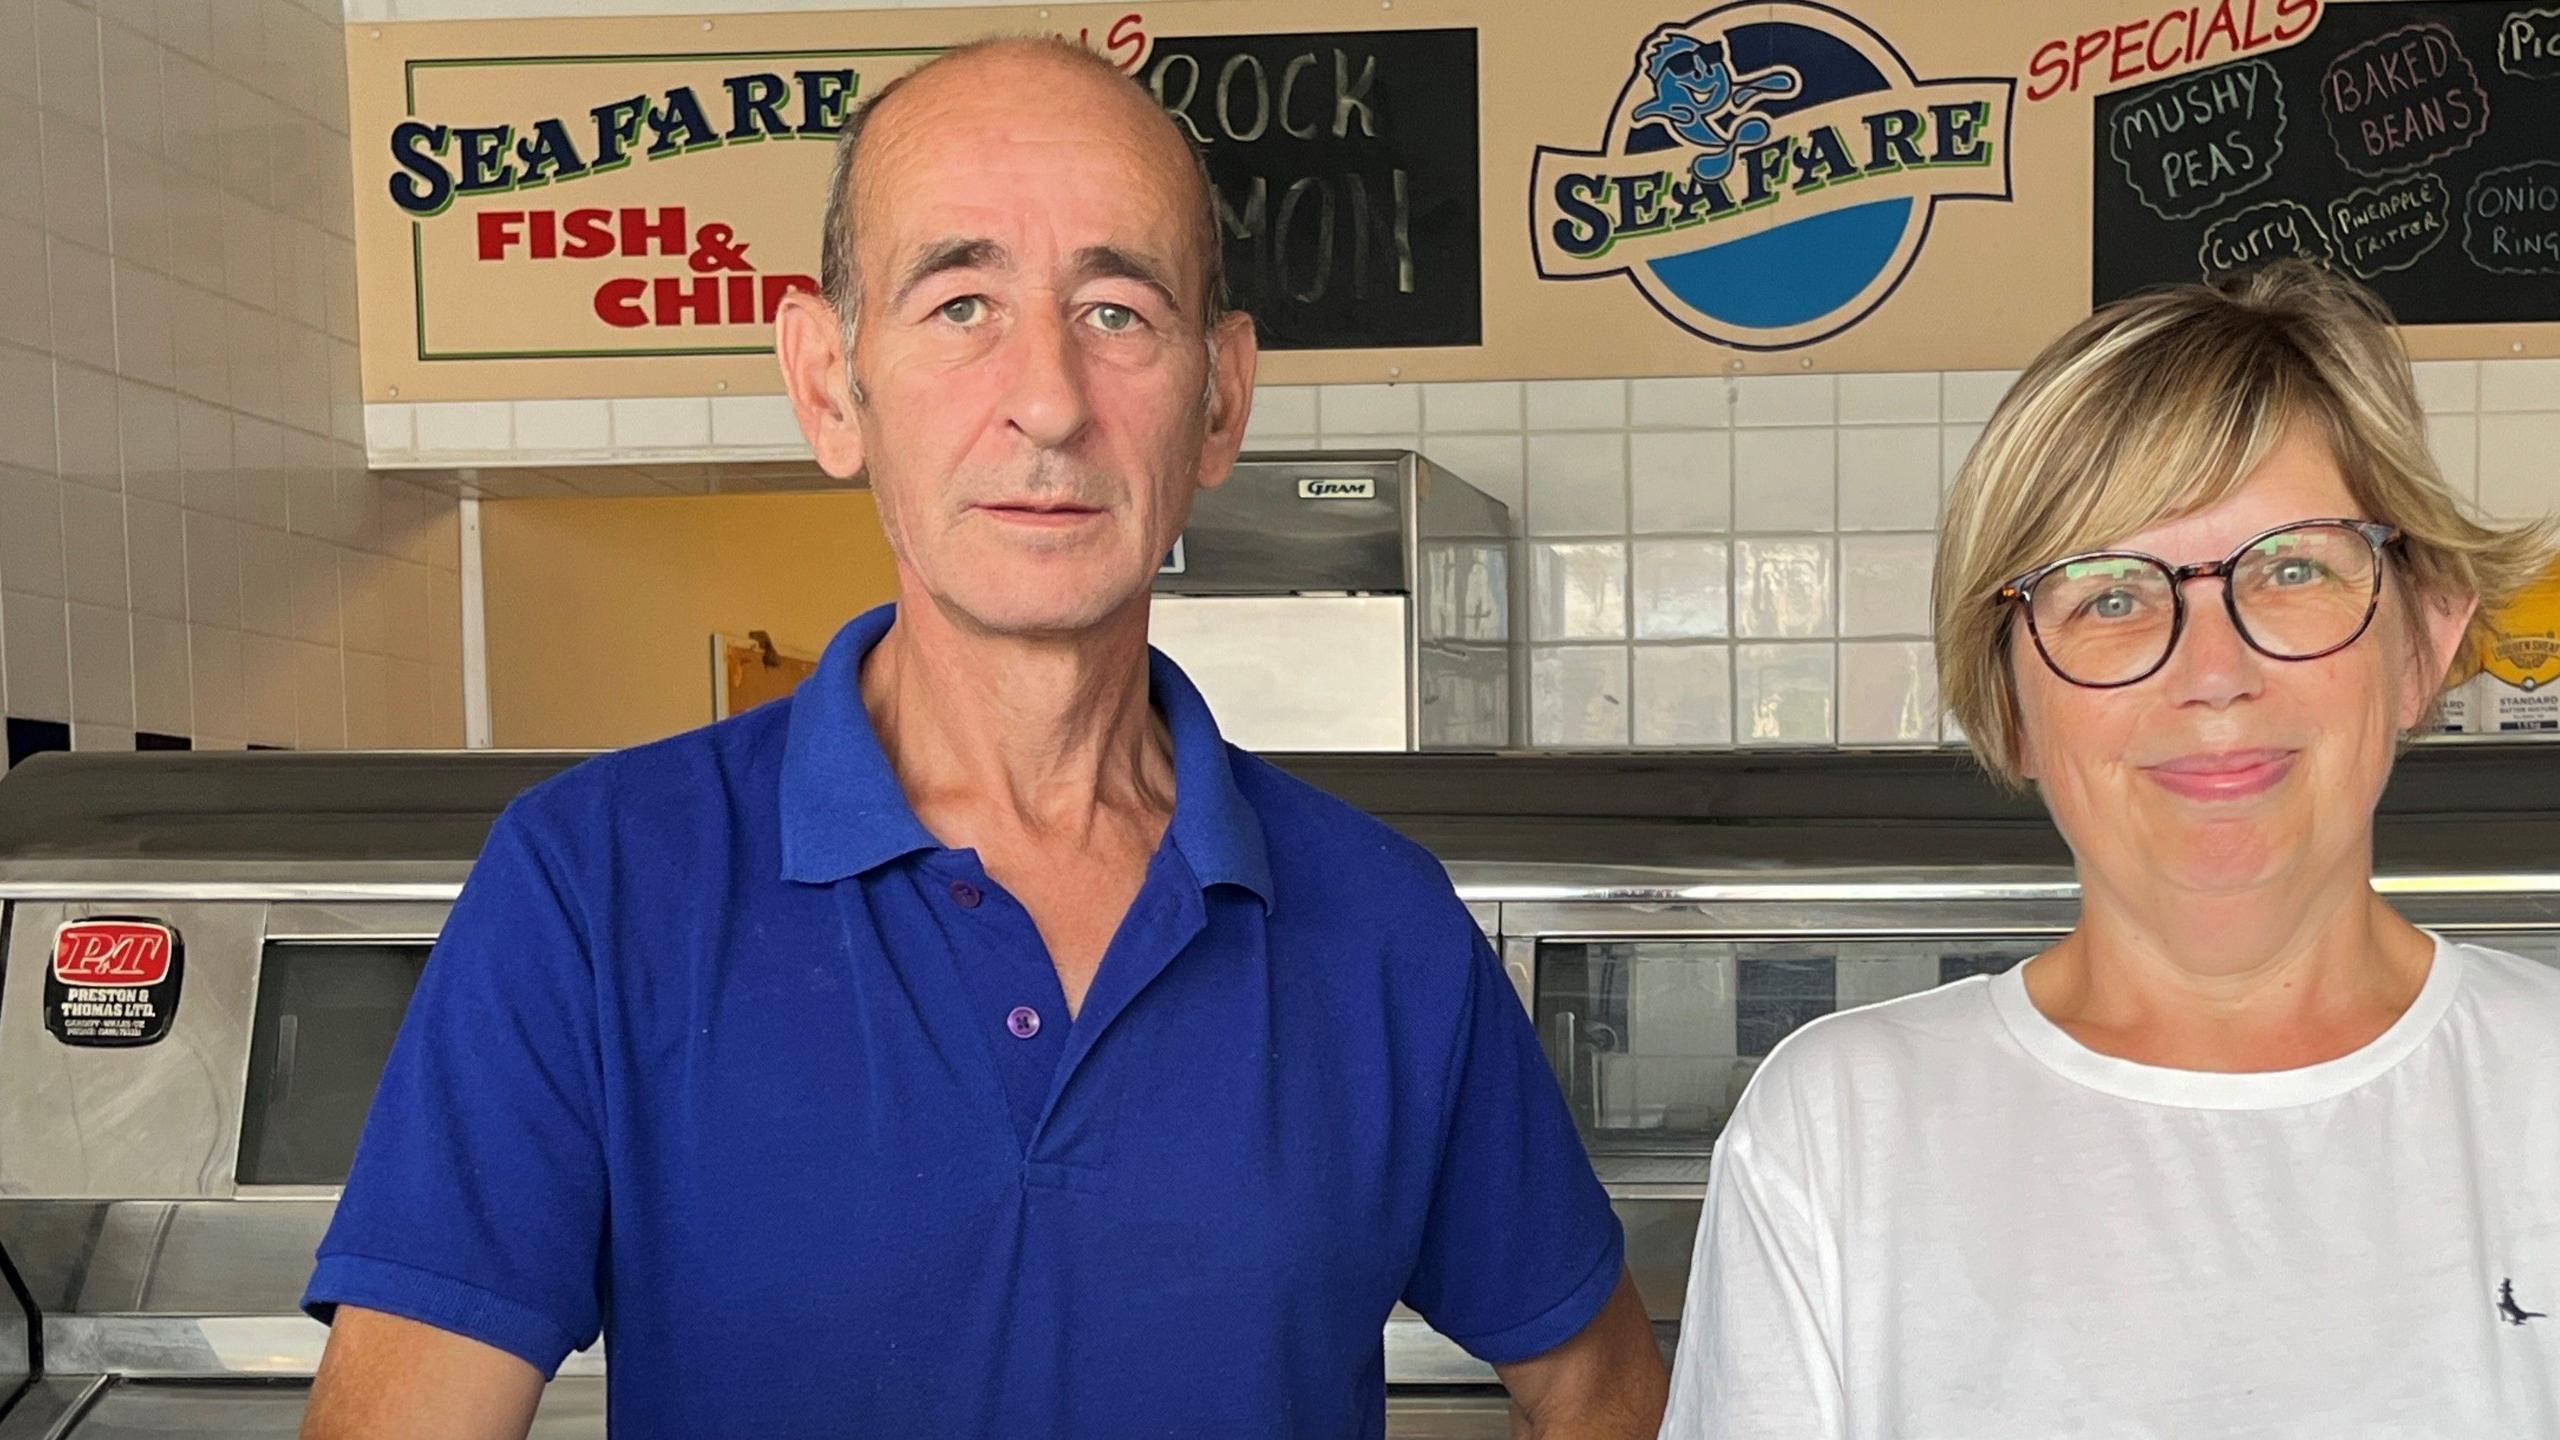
[2497,1278,2546,1326]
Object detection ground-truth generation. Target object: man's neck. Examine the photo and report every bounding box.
[858,594,1174,846]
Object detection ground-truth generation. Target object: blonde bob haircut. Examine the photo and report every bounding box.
[1936,259,2554,787]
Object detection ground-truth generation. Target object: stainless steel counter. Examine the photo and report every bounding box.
[5,742,2559,1437]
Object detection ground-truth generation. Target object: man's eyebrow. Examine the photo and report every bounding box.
[890,238,1008,310]
[1072,245,1184,317]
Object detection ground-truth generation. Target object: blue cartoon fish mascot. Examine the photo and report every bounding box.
[1632,32,1803,184]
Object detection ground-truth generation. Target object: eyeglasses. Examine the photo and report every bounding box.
[1997,519,2402,689]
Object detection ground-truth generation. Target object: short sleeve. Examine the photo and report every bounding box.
[300,805,608,1377]
[1661,1121,1845,1438]
[1400,929,1625,1365]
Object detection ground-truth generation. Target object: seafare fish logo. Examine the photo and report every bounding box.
[1532,2,2018,351]
[1631,34,1803,183]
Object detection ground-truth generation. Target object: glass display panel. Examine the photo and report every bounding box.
[237,941,431,1187]
[1534,935,2049,1162]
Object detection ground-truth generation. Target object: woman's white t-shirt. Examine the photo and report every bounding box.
[1662,936,2560,1438]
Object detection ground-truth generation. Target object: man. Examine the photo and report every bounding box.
[301,36,1665,1439]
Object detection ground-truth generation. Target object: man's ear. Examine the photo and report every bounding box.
[1193,309,1260,493]
[776,288,867,481]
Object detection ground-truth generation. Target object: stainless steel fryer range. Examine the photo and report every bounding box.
[4,744,2557,1437]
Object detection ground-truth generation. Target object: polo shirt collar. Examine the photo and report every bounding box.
[780,603,1273,908]
[1149,641,1274,908]
[779,604,938,885]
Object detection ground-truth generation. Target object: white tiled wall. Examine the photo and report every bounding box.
[366,393,813,469]
[368,358,2560,752]
[1256,361,2559,749]
[0,0,463,756]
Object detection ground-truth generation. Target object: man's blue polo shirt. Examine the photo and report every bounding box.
[305,603,1622,1437]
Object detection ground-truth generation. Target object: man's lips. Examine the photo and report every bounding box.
[975,501,1104,526]
[2140,747,2297,801]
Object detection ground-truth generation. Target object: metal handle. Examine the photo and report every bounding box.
[1585,1022,1619,1127]
[272,1013,298,1103]
[1550,1009,1580,1112]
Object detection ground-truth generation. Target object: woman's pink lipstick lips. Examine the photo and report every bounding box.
[2141,749,2296,800]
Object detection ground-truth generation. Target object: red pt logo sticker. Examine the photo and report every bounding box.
[46,918,185,1047]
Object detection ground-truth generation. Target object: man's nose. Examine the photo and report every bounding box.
[998,307,1092,451]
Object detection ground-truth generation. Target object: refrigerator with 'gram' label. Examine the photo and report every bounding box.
[1148,450,1519,752]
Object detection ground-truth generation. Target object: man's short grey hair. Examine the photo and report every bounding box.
[816,36,1230,353]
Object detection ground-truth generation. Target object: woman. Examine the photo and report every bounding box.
[1662,260,2560,1436]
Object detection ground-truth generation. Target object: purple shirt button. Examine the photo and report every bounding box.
[1005,1005,1041,1040]
[948,880,982,909]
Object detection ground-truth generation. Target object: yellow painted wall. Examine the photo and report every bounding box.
[480,491,899,749]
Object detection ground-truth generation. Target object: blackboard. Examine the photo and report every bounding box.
[1144,28,1481,351]
[2093,1,2560,325]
